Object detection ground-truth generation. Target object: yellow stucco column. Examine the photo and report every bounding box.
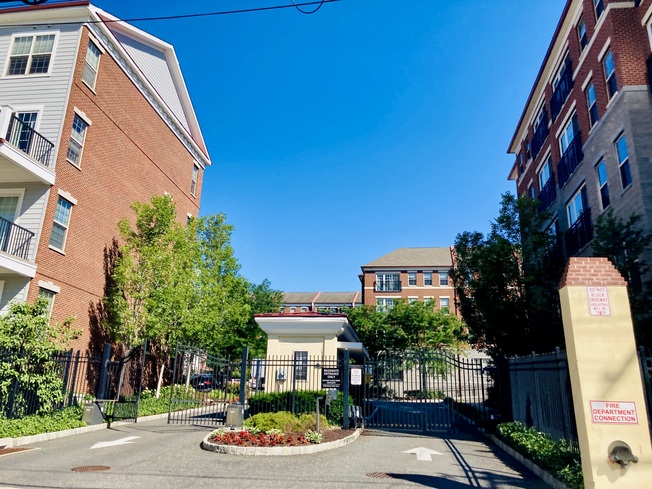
[559,257,652,488]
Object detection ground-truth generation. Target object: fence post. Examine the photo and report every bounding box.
[239,346,248,404]
[342,350,350,430]
[96,343,111,399]
[67,350,81,407]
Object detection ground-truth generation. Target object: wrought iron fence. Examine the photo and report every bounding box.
[5,114,54,168]
[0,215,34,260]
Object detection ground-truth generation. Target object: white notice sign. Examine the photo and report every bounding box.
[350,368,362,386]
[587,286,611,316]
[591,401,638,424]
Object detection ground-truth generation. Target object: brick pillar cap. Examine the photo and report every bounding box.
[559,257,627,290]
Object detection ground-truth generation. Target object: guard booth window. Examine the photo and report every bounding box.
[294,351,308,380]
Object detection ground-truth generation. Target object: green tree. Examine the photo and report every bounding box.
[452,193,565,358]
[0,299,77,417]
[345,299,465,357]
[592,210,652,347]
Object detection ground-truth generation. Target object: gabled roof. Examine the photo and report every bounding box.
[283,292,320,304]
[362,247,453,269]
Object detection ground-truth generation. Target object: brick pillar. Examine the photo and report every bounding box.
[559,257,652,488]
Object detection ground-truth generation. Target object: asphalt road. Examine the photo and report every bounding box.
[0,419,551,488]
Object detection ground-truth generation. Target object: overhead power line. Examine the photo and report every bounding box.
[0,0,342,28]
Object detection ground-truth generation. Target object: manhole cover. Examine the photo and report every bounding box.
[367,472,394,479]
[71,465,111,472]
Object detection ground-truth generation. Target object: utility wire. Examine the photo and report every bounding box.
[0,0,341,28]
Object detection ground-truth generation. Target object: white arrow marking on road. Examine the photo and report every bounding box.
[403,447,443,461]
[91,436,140,450]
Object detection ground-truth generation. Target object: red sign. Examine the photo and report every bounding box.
[590,401,638,424]
[587,287,611,316]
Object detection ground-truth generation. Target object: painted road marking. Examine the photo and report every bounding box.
[403,447,443,461]
[90,436,140,449]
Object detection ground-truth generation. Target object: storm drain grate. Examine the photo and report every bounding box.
[367,472,395,479]
[71,465,111,472]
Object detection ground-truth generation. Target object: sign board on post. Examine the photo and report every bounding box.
[350,367,362,386]
[321,368,341,389]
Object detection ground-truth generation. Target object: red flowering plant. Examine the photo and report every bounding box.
[208,428,310,447]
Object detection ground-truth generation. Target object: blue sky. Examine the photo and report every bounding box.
[95,0,566,292]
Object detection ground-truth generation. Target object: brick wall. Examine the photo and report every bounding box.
[27,27,206,351]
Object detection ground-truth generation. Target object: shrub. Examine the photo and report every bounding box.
[244,411,299,433]
[496,422,582,489]
[248,390,353,427]
[0,405,84,438]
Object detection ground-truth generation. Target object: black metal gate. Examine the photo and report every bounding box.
[168,344,238,425]
[363,349,493,433]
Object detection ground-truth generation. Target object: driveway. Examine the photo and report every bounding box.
[0,418,551,488]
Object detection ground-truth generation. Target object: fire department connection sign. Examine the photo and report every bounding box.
[587,286,611,316]
[590,401,638,424]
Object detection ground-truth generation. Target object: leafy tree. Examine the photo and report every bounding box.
[345,299,466,357]
[105,195,283,372]
[592,211,652,348]
[452,193,565,358]
[0,299,78,417]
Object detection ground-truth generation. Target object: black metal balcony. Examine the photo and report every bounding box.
[0,215,33,261]
[5,115,54,168]
[557,135,583,189]
[550,59,574,121]
[531,107,549,159]
[537,175,557,213]
[564,209,592,257]
[374,281,402,292]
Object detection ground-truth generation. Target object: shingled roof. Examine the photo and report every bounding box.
[361,247,453,268]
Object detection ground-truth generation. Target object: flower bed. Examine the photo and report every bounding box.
[208,430,310,447]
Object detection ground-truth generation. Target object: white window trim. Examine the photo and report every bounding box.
[49,192,76,253]
[3,31,60,79]
[38,280,61,294]
[581,70,594,91]
[190,164,199,196]
[597,37,612,62]
[546,44,570,87]
[439,296,451,308]
[66,109,91,168]
[0,280,4,304]
[554,102,578,140]
[82,40,102,92]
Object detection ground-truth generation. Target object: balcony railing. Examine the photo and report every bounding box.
[550,58,574,121]
[564,209,592,257]
[5,115,54,168]
[531,107,549,159]
[557,135,583,189]
[537,174,557,213]
[374,281,402,292]
[0,215,33,261]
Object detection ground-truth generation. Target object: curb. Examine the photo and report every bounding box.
[0,412,170,449]
[486,435,571,489]
[201,429,360,456]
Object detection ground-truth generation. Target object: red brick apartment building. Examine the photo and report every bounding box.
[0,2,211,349]
[360,247,456,314]
[508,0,652,268]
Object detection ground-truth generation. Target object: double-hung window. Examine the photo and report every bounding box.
[408,272,416,286]
[596,160,610,209]
[586,82,599,127]
[615,133,632,189]
[423,272,432,286]
[82,41,101,89]
[594,0,604,21]
[7,34,55,76]
[538,157,552,190]
[577,17,588,52]
[376,298,395,312]
[440,297,450,313]
[560,115,578,155]
[439,271,448,286]
[191,164,198,196]
[567,187,587,226]
[603,51,617,100]
[293,351,308,381]
[66,113,89,167]
[50,196,73,251]
[38,287,56,319]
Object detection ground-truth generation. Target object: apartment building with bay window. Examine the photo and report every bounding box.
[508,0,652,267]
[0,2,210,349]
[360,247,456,314]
